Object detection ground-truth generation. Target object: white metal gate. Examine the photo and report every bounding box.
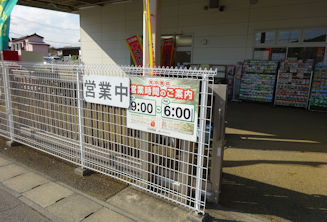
[0,62,215,213]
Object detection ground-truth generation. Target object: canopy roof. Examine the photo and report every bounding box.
[18,0,129,12]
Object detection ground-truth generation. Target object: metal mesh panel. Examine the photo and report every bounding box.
[0,62,215,213]
[0,65,9,138]
[6,63,80,164]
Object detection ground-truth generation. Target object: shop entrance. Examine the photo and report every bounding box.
[161,35,192,67]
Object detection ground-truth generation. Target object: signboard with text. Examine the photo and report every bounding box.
[127,77,200,142]
[161,38,175,67]
[83,75,130,108]
[126,35,143,66]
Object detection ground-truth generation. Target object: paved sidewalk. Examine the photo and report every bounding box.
[0,152,268,222]
[0,185,49,222]
[0,155,137,222]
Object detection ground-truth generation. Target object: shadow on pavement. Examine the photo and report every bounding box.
[225,102,327,153]
[218,102,327,221]
[214,173,327,222]
[226,134,326,153]
[224,160,327,168]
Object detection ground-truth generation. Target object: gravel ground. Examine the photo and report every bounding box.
[0,140,127,201]
[220,102,327,222]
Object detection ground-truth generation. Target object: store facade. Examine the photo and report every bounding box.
[79,0,327,66]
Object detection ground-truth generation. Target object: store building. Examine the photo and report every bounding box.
[56,46,81,57]
[14,0,327,109]
[16,0,327,66]
[78,0,327,66]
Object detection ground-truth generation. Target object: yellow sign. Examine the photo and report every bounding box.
[143,0,154,71]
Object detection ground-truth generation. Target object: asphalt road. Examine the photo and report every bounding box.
[0,186,50,222]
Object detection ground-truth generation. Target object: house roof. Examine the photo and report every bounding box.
[56,46,80,50]
[29,41,50,46]
[18,0,130,13]
[12,33,44,42]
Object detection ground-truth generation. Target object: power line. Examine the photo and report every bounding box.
[11,16,80,31]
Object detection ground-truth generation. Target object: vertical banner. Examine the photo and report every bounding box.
[316,47,325,58]
[160,38,175,67]
[0,0,18,50]
[143,0,155,71]
[126,35,143,66]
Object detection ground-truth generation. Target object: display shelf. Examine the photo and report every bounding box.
[274,61,313,108]
[240,60,279,102]
[309,63,327,110]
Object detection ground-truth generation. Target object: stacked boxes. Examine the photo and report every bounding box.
[274,61,313,108]
[240,60,278,102]
[310,63,327,108]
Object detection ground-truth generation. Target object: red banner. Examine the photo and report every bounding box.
[3,50,19,61]
[126,35,143,66]
[160,38,175,67]
[316,47,325,57]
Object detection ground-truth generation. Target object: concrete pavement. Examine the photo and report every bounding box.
[0,152,268,222]
[221,102,327,222]
[0,185,49,222]
[0,155,137,222]
[0,153,199,222]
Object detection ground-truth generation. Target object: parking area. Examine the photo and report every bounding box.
[219,102,327,222]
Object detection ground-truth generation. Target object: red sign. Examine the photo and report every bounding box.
[130,83,194,101]
[126,35,143,66]
[3,50,19,61]
[160,38,175,67]
[316,47,325,57]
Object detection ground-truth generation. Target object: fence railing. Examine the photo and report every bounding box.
[0,62,220,213]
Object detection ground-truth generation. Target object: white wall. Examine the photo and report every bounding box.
[80,0,142,65]
[79,0,327,65]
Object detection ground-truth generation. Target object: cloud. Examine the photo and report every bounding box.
[10,5,80,48]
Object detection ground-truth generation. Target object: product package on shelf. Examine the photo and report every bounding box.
[239,60,279,102]
[274,60,313,108]
[210,64,226,84]
[309,63,327,109]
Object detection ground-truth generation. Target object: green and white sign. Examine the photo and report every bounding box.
[127,77,200,142]
[0,0,18,50]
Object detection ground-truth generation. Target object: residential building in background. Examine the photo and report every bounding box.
[10,33,49,57]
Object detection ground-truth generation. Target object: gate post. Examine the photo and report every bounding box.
[75,65,90,176]
[195,75,209,212]
[1,56,17,146]
[208,84,227,204]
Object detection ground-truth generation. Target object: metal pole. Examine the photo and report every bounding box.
[1,54,14,141]
[76,65,85,166]
[140,0,151,188]
[273,70,281,106]
[195,75,208,212]
[306,71,314,110]
[51,60,54,73]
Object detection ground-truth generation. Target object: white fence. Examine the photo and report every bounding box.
[0,62,217,213]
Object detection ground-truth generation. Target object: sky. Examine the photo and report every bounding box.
[10,5,80,48]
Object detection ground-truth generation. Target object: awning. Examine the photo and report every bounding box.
[18,0,129,13]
